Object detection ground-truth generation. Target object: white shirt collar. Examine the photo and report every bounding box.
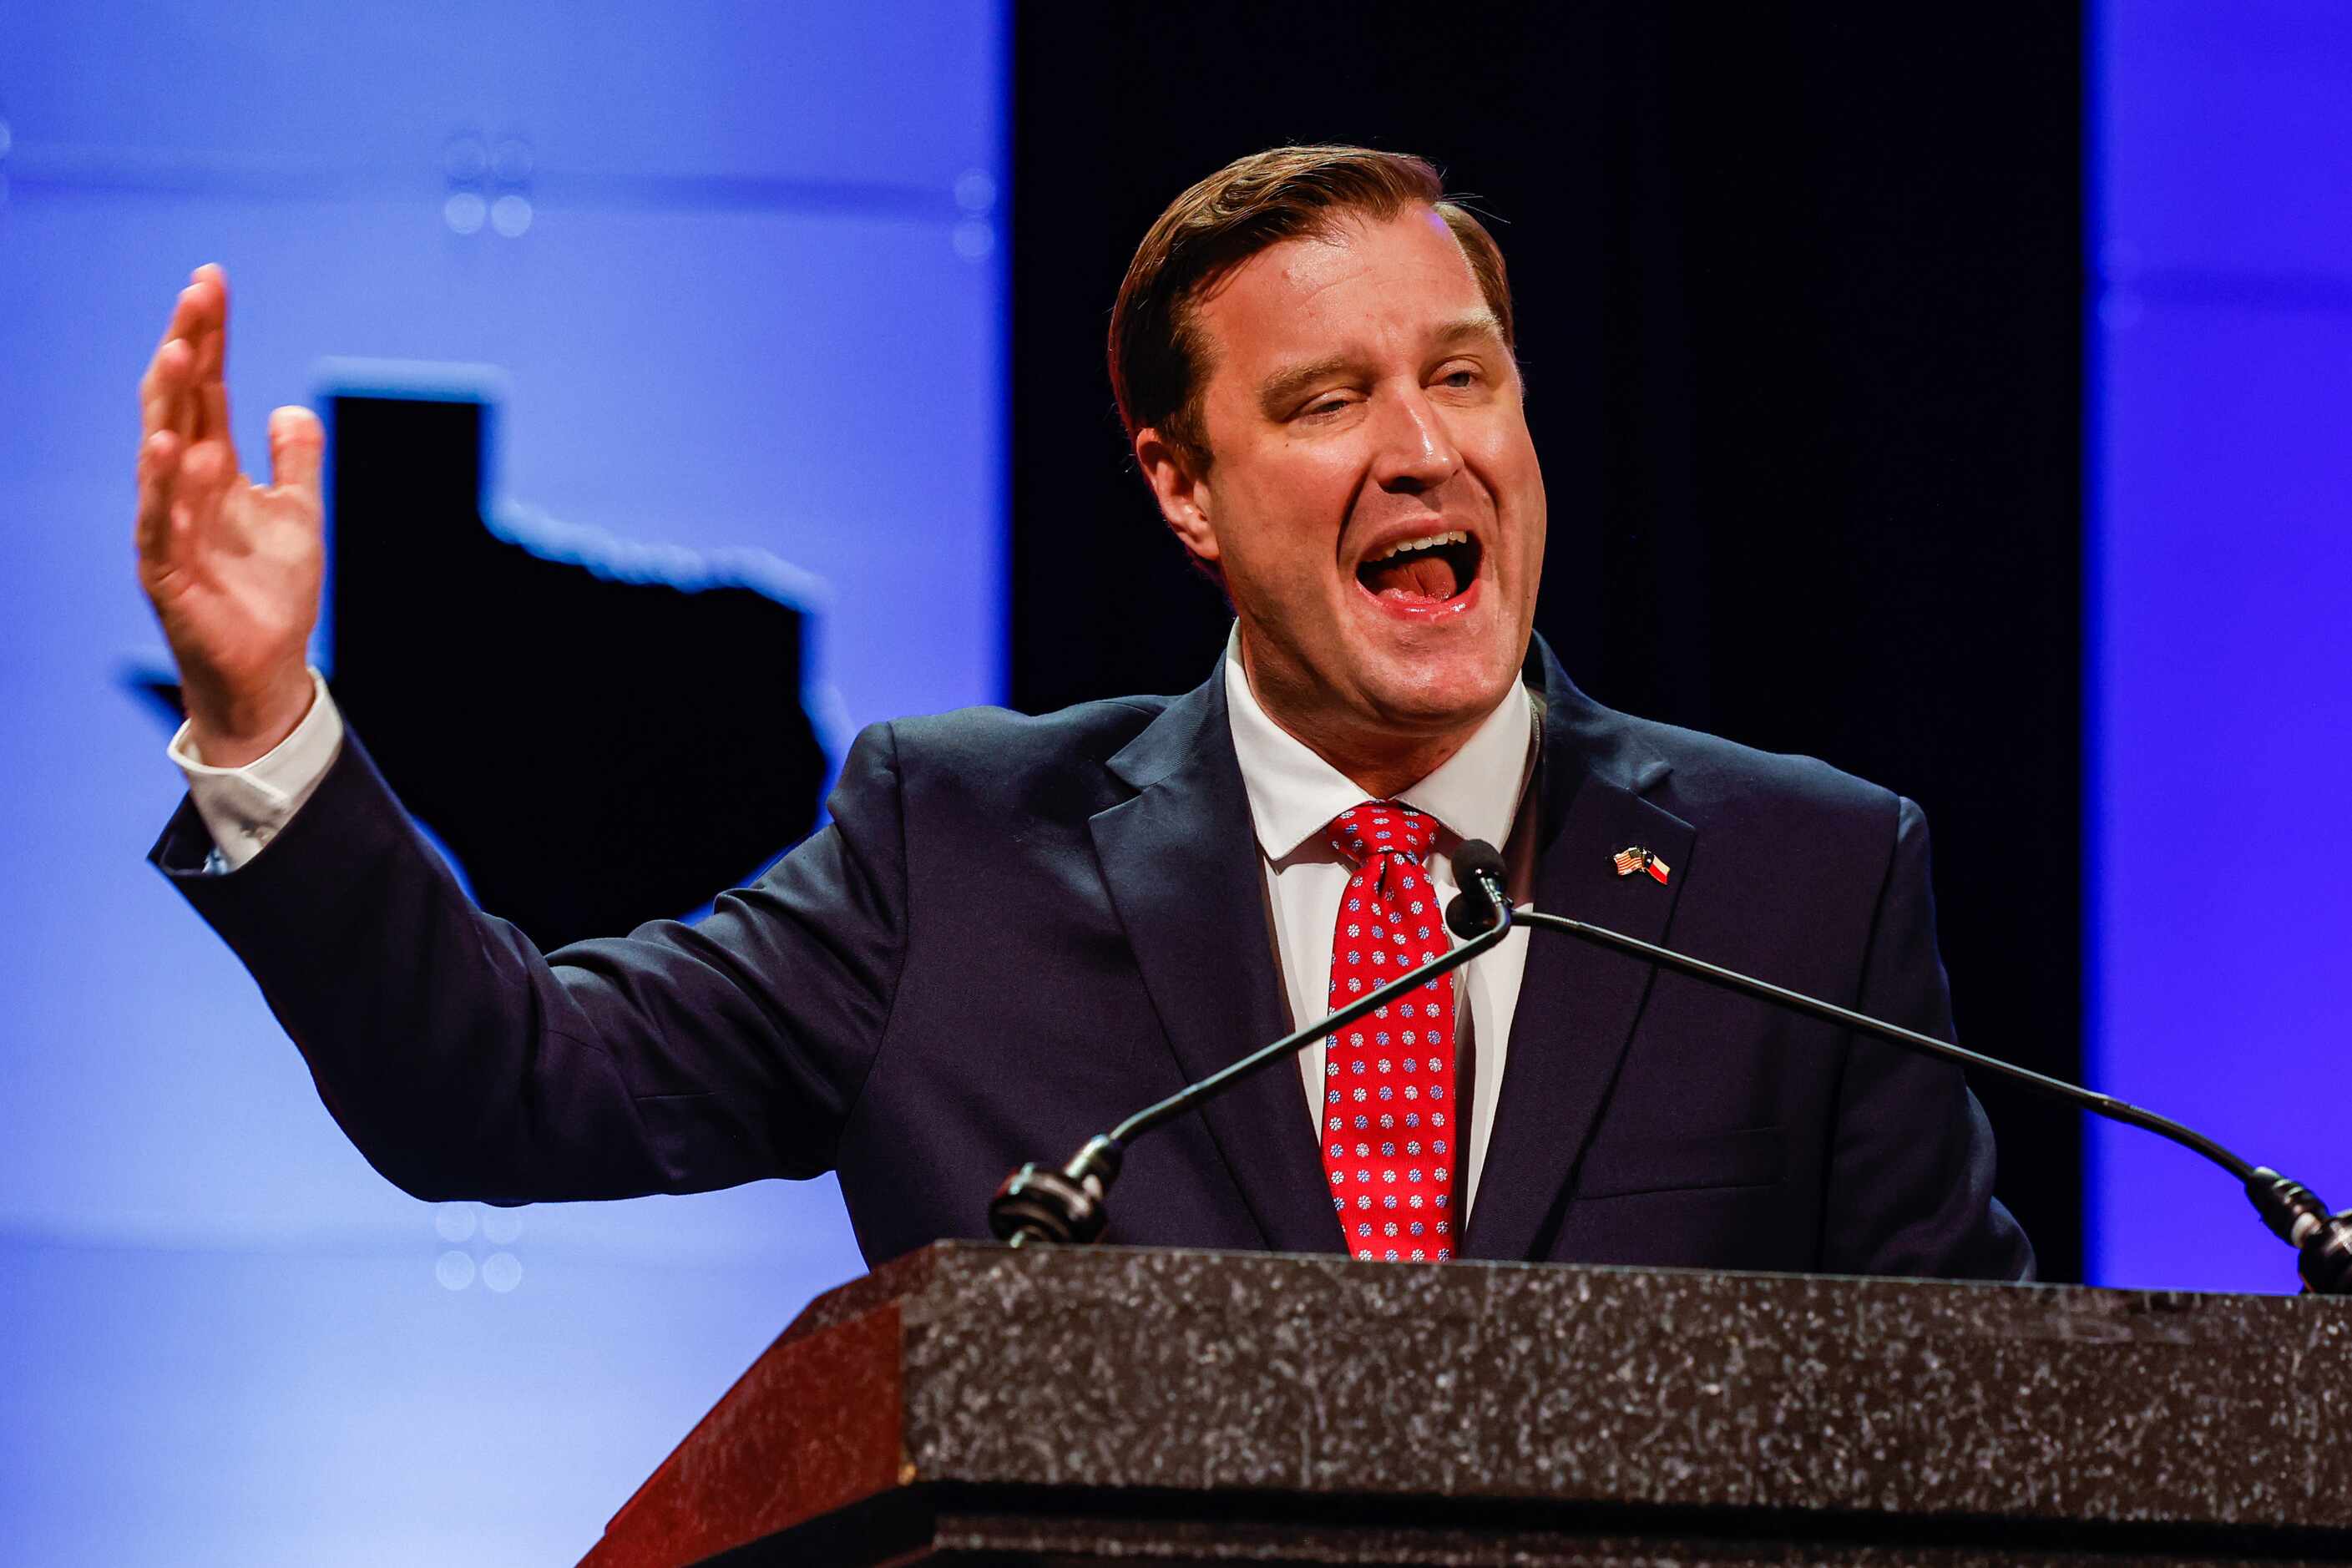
[1222,622,1535,864]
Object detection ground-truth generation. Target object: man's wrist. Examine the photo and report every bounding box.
[169,669,344,872]
[183,665,317,768]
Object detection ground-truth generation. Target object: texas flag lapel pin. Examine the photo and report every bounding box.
[1612,846,1672,885]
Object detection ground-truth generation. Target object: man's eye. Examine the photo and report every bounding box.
[1300,397,1350,418]
[1438,367,1480,389]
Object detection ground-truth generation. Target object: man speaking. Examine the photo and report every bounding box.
[134,145,2031,1278]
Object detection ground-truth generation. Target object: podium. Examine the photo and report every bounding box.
[579,1242,2352,1565]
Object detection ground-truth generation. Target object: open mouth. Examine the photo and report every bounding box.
[1354,529,1482,605]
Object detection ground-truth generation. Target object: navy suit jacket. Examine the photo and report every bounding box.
[154,639,2032,1279]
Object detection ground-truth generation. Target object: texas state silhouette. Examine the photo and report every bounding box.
[325,389,829,950]
[134,386,831,953]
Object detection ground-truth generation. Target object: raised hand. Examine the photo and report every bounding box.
[135,265,326,767]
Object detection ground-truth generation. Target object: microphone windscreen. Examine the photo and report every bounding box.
[1452,838,1507,890]
[1444,839,1510,939]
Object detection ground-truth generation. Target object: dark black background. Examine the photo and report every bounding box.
[1008,8,2083,1277]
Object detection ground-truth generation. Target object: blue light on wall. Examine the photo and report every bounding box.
[2090,3,2352,1291]
[0,3,1004,1560]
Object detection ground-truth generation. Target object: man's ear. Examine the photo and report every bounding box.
[1135,428,1221,569]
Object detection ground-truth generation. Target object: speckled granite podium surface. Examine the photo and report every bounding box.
[579,1242,2352,1566]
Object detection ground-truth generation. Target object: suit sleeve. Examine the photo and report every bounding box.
[1820,795,2037,1282]
[149,721,908,1203]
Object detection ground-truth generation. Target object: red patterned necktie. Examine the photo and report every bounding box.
[1320,801,1456,1262]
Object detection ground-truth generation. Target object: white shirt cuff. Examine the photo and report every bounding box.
[167,669,345,872]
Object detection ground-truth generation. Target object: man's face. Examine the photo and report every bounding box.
[1146,206,1545,751]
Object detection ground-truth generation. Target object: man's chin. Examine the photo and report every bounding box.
[1238,604,1525,737]
[1352,651,1524,733]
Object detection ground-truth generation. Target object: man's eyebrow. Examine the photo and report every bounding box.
[1256,353,1358,417]
[1254,313,1512,417]
[1433,311,1507,348]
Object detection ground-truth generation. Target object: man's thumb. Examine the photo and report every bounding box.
[267,405,325,496]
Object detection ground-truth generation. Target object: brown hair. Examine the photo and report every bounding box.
[1109,144,1515,478]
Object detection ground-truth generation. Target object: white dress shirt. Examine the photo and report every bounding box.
[170,669,345,873]
[176,645,1543,1216]
[1221,630,1539,1221]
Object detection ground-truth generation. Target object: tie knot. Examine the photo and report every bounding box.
[1326,801,1442,867]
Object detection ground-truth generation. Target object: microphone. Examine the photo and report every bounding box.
[1443,838,1511,940]
[991,839,1520,1248]
[1505,906,2352,1296]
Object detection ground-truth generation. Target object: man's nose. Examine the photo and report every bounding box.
[1368,386,1464,493]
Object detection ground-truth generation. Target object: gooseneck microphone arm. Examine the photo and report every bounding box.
[992,837,2349,1294]
[1434,851,2350,1295]
[1515,908,2253,1176]
[1108,907,1512,1148]
[988,884,1517,1248]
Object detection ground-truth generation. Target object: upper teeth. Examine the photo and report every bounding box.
[1368,529,1468,563]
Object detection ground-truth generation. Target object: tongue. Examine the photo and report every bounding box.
[1360,552,1459,600]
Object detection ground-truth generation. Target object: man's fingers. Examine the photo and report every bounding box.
[142,266,226,443]
[171,327,200,444]
[187,271,229,444]
[176,266,225,352]
[152,273,212,353]
[135,430,182,560]
[152,285,210,444]
[198,369,232,451]
[180,438,230,501]
[139,335,191,441]
[266,406,325,501]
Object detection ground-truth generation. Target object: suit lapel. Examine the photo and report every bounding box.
[1089,672,1346,1256]
[1461,645,1696,1262]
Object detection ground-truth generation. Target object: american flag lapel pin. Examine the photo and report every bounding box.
[1612,846,1672,885]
